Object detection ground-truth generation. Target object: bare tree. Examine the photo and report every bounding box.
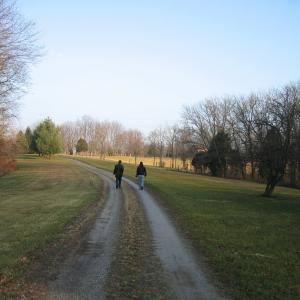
[165,124,180,168]
[125,129,144,165]
[182,97,233,149]
[231,94,262,179]
[60,121,79,154]
[177,126,196,170]
[79,116,94,145]
[151,127,166,167]
[0,0,39,175]
[183,97,234,173]
[182,102,211,149]
[106,121,124,155]
[147,130,157,166]
[96,121,112,158]
[0,0,39,134]
[61,118,127,157]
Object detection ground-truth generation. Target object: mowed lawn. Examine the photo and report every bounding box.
[74,156,300,300]
[0,155,102,281]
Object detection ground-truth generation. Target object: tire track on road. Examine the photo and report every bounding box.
[123,176,229,300]
[45,161,122,300]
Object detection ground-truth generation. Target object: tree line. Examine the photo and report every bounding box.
[59,117,190,167]
[17,81,300,196]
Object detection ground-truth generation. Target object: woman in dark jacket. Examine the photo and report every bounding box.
[136,161,147,190]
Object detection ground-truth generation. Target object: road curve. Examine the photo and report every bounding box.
[75,160,228,300]
[44,160,228,300]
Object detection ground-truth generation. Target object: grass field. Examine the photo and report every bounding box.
[0,155,102,281]
[74,156,300,300]
[78,154,193,170]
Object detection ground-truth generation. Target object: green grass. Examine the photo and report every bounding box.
[73,156,300,300]
[0,155,102,280]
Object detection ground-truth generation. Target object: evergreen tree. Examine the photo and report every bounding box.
[258,128,285,196]
[34,118,62,157]
[207,131,232,177]
[191,151,209,174]
[25,127,35,153]
[76,138,88,153]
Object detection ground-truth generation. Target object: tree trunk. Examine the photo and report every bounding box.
[263,174,283,197]
[241,163,246,180]
[289,162,296,187]
[223,163,227,178]
[250,160,255,180]
[297,162,300,187]
[171,142,174,168]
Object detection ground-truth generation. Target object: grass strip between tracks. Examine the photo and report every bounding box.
[73,155,300,300]
[0,155,102,285]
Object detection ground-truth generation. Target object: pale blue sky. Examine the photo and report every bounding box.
[17,0,300,133]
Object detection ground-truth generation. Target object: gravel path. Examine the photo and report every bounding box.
[45,162,122,300]
[20,160,228,300]
[105,173,171,300]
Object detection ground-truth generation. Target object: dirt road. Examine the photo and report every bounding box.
[42,160,228,300]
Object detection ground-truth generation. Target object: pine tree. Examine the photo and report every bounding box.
[34,118,62,157]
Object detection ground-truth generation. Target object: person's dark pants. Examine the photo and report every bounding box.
[116,175,122,188]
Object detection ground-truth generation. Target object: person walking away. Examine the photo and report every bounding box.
[113,160,124,188]
[136,161,147,190]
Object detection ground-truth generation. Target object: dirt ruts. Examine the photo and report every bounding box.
[73,161,171,300]
[44,163,123,300]
[124,177,228,300]
[42,161,170,300]
[75,161,228,300]
[105,178,172,300]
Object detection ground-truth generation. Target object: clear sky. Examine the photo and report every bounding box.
[17,0,300,134]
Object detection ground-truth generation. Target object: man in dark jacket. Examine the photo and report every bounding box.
[136,161,147,190]
[113,160,124,188]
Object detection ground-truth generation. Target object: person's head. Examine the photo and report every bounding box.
[118,160,122,164]
[139,161,143,166]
